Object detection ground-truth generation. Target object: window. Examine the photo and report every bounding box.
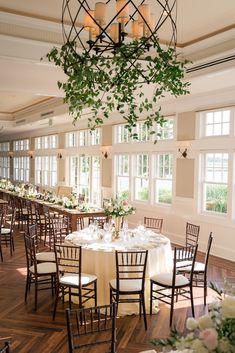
[66,132,78,148]
[35,135,58,149]
[158,118,174,140]
[115,154,130,198]
[115,124,130,144]
[68,155,101,206]
[0,142,10,152]
[35,156,57,187]
[202,109,230,137]
[13,156,30,182]
[201,152,228,214]
[13,139,29,151]
[134,154,149,201]
[154,153,173,204]
[0,157,10,178]
[90,129,101,146]
[66,129,100,147]
[135,122,150,142]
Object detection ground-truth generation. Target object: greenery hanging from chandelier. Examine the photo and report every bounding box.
[47,37,190,141]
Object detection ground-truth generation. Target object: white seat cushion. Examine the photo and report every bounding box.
[1,228,10,235]
[60,273,97,286]
[151,272,189,286]
[176,260,192,269]
[109,278,142,292]
[179,261,205,273]
[36,251,55,262]
[29,262,56,274]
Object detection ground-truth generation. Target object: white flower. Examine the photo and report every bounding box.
[221,295,235,318]
[198,314,214,330]
[186,317,198,331]
[191,338,208,353]
[218,338,234,353]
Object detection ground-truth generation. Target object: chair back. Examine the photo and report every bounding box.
[88,216,108,229]
[78,193,85,203]
[144,217,163,233]
[66,303,117,353]
[204,232,213,271]
[8,208,16,234]
[54,244,82,284]
[173,245,198,285]
[24,232,37,273]
[28,224,39,250]
[51,217,69,246]
[115,250,148,292]
[186,222,200,247]
[0,341,10,353]
[0,203,8,227]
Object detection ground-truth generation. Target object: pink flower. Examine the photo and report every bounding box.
[122,200,128,205]
[199,328,218,350]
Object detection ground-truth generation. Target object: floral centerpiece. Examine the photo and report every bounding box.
[151,283,235,353]
[104,197,136,237]
[62,193,78,209]
[104,196,136,218]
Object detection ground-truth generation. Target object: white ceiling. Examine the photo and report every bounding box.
[0,0,235,138]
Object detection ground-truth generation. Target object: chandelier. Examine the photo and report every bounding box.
[62,0,177,71]
[47,0,189,140]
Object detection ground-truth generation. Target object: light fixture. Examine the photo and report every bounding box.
[47,0,189,140]
[8,152,13,159]
[177,141,191,159]
[28,151,34,159]
[57,152,62,159]
[62,0,177,66]
[100,146,111,159]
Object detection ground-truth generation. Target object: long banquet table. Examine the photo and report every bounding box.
[0,189,105,231]
[65,227,173,315]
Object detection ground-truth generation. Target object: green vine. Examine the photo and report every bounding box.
[47,38,190,141]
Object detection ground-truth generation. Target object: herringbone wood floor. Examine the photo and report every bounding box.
[0,229,234,353]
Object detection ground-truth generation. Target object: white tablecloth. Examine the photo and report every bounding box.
[65,227,172,315]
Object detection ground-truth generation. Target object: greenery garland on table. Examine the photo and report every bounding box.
[47,38,190,141]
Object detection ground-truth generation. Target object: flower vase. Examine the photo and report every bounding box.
[113,216,123,239]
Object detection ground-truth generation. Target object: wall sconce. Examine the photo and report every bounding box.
[28,151,34,159]
[57,152,62,159]
[100,146,111,159]
[177,141,191,159]
[8,152,13,159]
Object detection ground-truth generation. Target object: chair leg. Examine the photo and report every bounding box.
[69,287,72,309]
[0,243,3,262]
[53,286,60,320]
[170,289,175,327]
[25,274,30,302]
[150,281,153,315]
[190,286,195,317]
[94,281,97,307]
[109,287,113,305]
[51,275,54,296]
[141,293,147,330]
[34,278,38,311]
[204,277,207,306]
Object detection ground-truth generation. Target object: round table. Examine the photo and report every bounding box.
[65,227,173,315]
